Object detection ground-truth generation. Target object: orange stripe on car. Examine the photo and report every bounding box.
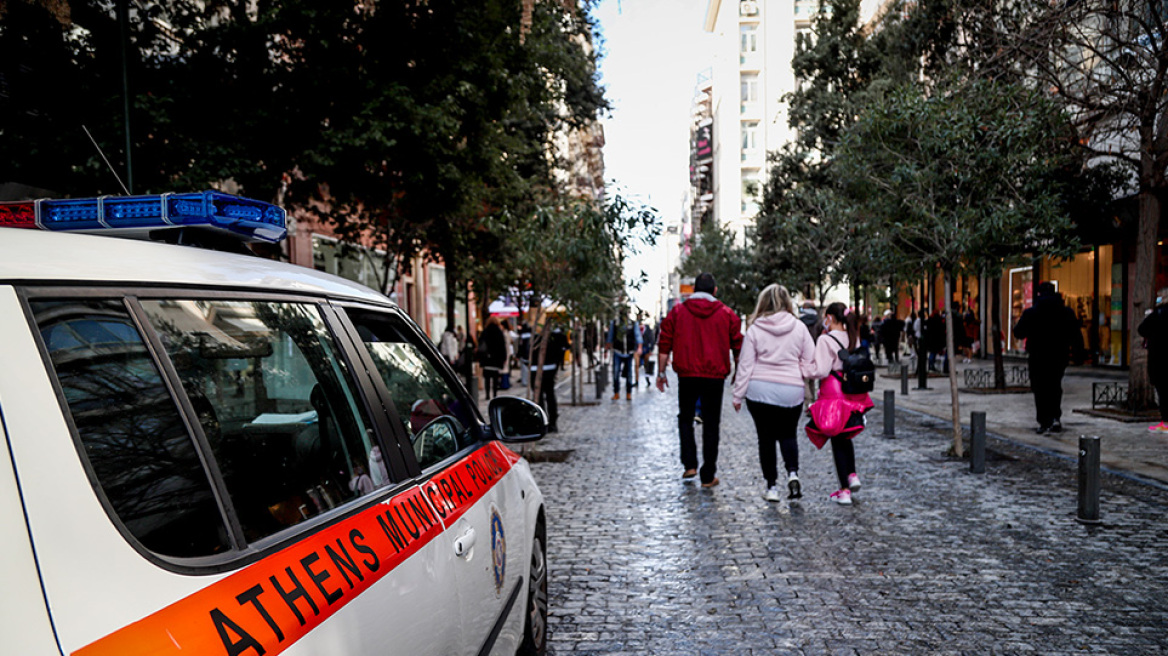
[74,443,521,656]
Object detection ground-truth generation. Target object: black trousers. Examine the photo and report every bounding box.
[535,369,558,428]
[1028,358,1067,427]
[483,369,500,399]
[1156,380,1168,422]
[677,377,724,484]
[830,435,856,490]
[745,399,802,487]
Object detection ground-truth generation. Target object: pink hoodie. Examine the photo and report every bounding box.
[732,312,816,405]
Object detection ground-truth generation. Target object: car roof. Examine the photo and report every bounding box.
[0,227,392,304]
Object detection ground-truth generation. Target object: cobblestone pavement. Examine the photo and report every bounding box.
[522,373,1168,655]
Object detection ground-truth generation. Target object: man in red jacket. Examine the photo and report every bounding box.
[655,272,744,487]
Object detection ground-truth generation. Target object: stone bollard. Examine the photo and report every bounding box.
[595,363,608,400]
[883,390,895,438]
[900,364,909,396]
[1077,435,1102,524]
[970,411,986,474]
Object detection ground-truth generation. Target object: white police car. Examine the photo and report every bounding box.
[0,192,548,656]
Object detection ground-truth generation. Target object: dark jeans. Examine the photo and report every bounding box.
[535,368,558,428]
[677,377,724,484]
[745,399,802,486]
[883,340,900,363]
[1029,358,1067,427]
[612,353,634,393]
[830,435,856,490]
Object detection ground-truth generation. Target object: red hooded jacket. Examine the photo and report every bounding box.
[658,294,744,379]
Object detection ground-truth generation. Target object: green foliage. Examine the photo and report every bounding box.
[835,80,1101,276]
[678,222,759,315]
[486,191,660,322]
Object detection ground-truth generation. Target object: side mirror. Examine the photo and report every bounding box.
[488,396,547,443]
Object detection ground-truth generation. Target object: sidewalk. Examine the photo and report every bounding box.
[871,356,1168,488]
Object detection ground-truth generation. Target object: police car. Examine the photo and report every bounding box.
[0,191,549,656]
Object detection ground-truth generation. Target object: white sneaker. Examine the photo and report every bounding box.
[847,473,862,491]
[763,486,782,502]
[830,489,852,505]
[787,471,802,499]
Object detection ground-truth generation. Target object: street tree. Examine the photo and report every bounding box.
[837,80,1097,456]
[678,221,760,315]
[985,0,1168,410]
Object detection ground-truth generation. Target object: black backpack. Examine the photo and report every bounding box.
[827,334,876,394]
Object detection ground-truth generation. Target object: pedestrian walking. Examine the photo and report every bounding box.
[478,317,507,400]
[925,308,946,372]
[732,284,815,502]
[1137,290,1168,432]
[804,302,874,506]
[529,325,569,433]
[881,310,903,363]
[656,272,744,488]
[641,322,658,386]
[1013,281,1084,434]
[607,316,642,400]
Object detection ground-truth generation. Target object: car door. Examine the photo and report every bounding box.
[13,290,465,656]
[338,305,529,655]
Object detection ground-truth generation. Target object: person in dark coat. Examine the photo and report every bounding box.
[478,317,508,400]
[529,325,569,433]
[1138,291,1168,432]
[880,311,904,363]
[924,309,946,371]
[1014,282,1084,434]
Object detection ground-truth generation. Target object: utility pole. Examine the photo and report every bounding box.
[118,0,134,193]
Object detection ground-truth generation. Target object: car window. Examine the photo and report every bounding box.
[30,299,231,558]
[344,309,478,470]
[139,300,389,544]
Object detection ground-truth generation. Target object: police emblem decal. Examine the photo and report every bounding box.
[490,507,506,595]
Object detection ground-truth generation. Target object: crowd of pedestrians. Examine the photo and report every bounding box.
[446,277,1168,501]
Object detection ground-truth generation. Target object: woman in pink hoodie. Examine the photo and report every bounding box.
[804,302,874,505]
[732,284,816,502]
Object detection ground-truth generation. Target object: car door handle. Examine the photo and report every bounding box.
[454,527,476,558]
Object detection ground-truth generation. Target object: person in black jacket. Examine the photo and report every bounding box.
[529,325,569,432]
[1014,282,1084,434]
[1138,292,1168,432]
[478,317,508,400]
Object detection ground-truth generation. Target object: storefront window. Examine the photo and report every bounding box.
[1043,252,1093,360]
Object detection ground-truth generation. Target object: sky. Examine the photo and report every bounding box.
[590,0,714,316]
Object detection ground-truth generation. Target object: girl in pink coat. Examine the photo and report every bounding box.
[803,302,874,505]
[732,285,816,502]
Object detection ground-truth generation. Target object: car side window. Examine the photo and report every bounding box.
[139,300,389,544]
[30,299,231,558]
[344,309,478,470]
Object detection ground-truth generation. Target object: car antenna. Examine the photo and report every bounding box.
[81,125,131,195]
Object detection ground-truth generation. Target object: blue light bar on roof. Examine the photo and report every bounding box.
[2,191,287,243]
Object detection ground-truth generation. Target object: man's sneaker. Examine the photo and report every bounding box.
[847,473,862,491]
[787,472,803,499]
[830,489,852,505]
[611,393,620,401]
[1034,424,1051,435]
[763,486,782,502]
[1049,420,1063,434]
[1150,422,1168,432]
[626,392,632,401]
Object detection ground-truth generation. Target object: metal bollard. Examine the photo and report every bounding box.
[970,411,986,474]
[900,364,909,396]
[1077,435,1102,524]
[883,390,895,438]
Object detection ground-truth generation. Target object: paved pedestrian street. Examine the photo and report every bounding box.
[524,375,1168,655]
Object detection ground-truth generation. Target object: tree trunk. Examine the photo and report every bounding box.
[1128,190,1159,410]
[991,276,1006,389]
[945,273,965,457]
